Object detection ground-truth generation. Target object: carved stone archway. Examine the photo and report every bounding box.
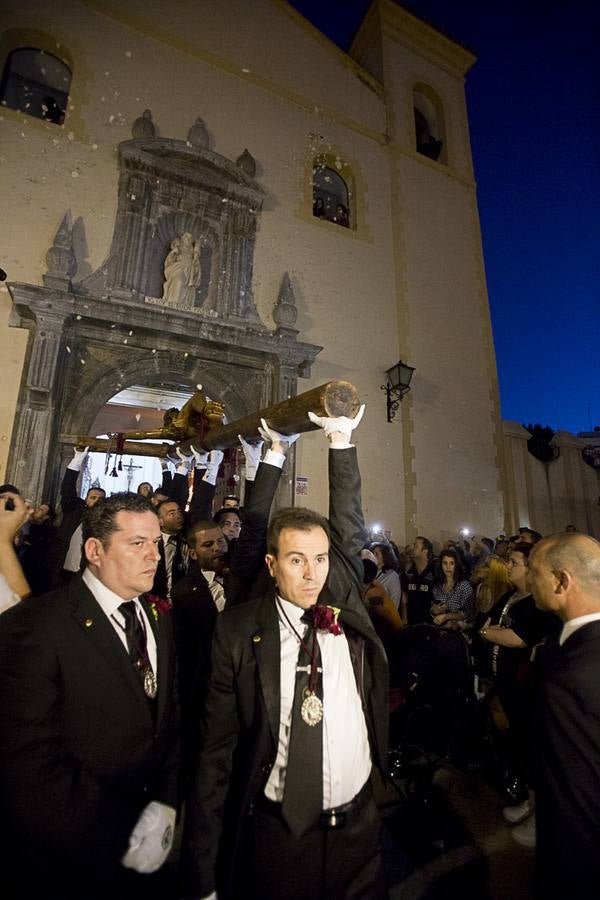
[7,122,321,502]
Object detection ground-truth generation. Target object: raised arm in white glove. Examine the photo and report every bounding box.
[307,404,365,449]
[175,448,192,476]
[257,418,299,469]
[121,801,176,874]
[238,434,263,481]
[190,444,209,469]
[67,446,89,472]
[202,449,224,486]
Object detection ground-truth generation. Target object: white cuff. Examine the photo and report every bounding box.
[263,449,286,469]
[328,441,354,450]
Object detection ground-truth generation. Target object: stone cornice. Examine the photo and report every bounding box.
[8,282,322,373]
[378,0,476,79]
[119,139,265,203]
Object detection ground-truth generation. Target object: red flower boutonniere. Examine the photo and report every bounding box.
[146,594,172,622]
[311,604,342,635]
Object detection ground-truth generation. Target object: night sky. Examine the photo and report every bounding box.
[291,0,599,435]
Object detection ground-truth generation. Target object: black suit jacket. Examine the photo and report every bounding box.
[0,574,179,884]
[535,620,600,898]
[181,447,389,898]
[43,466,86,586]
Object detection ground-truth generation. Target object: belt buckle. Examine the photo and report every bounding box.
[323,808,346,830]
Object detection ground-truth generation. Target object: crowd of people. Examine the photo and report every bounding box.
[0,407,599,899]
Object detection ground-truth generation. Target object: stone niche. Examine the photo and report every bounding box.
[7,119,321,503]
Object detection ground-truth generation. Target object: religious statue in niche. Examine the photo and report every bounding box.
[161,232,203,307]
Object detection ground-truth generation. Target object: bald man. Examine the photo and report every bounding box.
[528,533,600,899]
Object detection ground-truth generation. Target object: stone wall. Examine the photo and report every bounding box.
[0,0,505,544]
[501,422,600,538]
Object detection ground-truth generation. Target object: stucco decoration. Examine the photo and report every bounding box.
[131,108,156,139]
[273,272,299,334]
[161,232,203,307]
[236,148,257,177]
[43,212,76,290]
[6,128,321,502]
[187,115,209,150]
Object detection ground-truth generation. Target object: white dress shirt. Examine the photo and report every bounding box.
[82,568,158,676]
[202,570,226,612]
[161,531,177,598]
[0,572,20,615]
[265,596,371,809]
[64,523,83,572]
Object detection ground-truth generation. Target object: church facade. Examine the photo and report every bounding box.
[0,0,506,543]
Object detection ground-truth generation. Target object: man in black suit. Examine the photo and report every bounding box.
[44,445,106,586]
[153,497,188,598]
[528,533,600,898]
[0,493,179,900]
[181,406,389,900]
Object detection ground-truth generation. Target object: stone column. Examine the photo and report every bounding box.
[501,421,533,534]
[6,307,67,501]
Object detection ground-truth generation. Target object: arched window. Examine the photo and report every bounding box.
[413,84,445,163]
[312,163,350,228]
[0,47,71,124]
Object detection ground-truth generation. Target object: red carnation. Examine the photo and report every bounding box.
[146,594,172,619]
[311,604,342,635]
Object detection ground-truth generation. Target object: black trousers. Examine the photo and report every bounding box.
[244,794,387,900]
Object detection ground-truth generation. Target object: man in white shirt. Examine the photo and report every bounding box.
[0,492,179,900]
[528,533,600,899]
[181,406,389,900]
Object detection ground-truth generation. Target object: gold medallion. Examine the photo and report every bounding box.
[300,690,323,726]
[143,668,157,699]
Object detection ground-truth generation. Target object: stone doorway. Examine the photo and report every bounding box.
[6,118,321,504]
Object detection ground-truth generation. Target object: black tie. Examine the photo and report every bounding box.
[281,620,323,838]
[118,601,148,682]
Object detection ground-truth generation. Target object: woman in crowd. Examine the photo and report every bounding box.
[370,541,402,610]
[430,547,474,628]
[478,542,560,845]
[472,554,513,616]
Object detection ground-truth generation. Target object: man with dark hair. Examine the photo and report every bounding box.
[519,526,543,544]
[0,492,179,899]
[182,406,388,900]
[45,446,106,586]
[266,505,330,555]
[173,427,297,791]
[171,517,228,788]
[402,534,435,625]
[528,533,600,898]
[153,498,187,599]
[213,506,242,543]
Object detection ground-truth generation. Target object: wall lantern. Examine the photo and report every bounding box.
[381,361,415,422]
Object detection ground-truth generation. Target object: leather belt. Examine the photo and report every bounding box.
[320,779,371,829]
[255,779,372,831]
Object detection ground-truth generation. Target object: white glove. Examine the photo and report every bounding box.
[175,448,192,475]
[308,404,365,447]
[202,449,224,486]
[67,446,89,472]
[121,801,176,874]
[238,434,263,481]
[190,444,209,469]
[257,418,299,448]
